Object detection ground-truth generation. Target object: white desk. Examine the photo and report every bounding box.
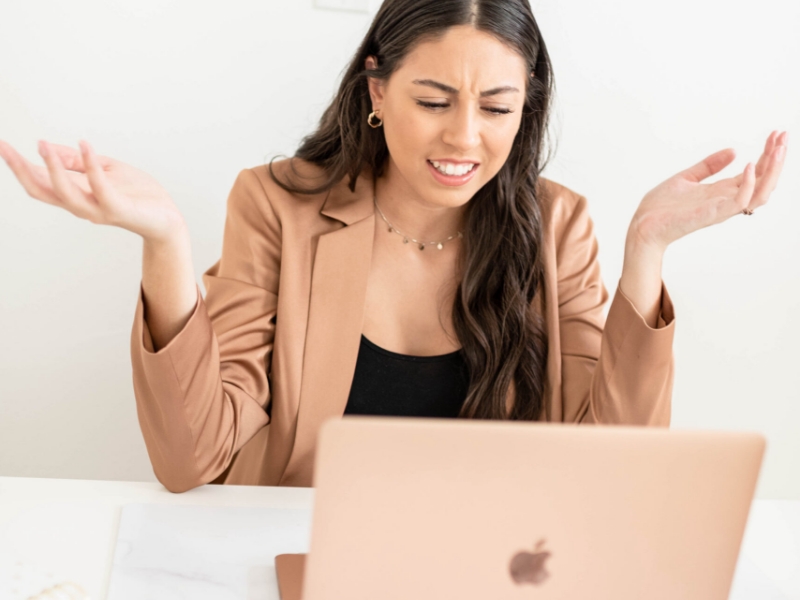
[1,476,798,599]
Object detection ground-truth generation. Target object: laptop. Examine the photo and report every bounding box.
[275,416,765,600]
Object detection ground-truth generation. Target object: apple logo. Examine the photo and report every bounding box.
[509,538,551,585]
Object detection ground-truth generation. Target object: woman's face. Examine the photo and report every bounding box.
[367,25,529,211]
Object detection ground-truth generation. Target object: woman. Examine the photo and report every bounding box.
[0,0,787,492]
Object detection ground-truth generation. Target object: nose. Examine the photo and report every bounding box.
[441,103,481,154]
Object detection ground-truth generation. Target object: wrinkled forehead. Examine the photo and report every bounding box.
[393,26,529,90]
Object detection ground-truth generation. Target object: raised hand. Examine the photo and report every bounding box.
[628,130,789,253]
[0,139,186,243]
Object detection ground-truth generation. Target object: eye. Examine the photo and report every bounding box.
[415,100,513,116]
[415,100,450,111]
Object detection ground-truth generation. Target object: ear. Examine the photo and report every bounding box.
[364,55,385,111]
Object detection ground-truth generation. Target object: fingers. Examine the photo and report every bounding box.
[0,139,62,205]
[39,140,99,220]
[680,147,736,183]
[45,141,87,173]
[730,162,756,216]
[706,129,786,189]
[753,130,779,177]
[36,140,115,173]
[80,140,117,210]
[746,130,788,210]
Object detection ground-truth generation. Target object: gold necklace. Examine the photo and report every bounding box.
[373,196,463,251]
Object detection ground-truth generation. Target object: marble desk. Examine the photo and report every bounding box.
[1,476,798,599]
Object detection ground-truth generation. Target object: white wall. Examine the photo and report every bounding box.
[1,0,797,499]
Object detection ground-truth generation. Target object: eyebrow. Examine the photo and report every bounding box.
[412,78,520,97]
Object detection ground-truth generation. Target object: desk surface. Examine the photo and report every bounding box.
[1,476,798,599]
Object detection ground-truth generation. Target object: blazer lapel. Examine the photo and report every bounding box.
[279,169,376,486]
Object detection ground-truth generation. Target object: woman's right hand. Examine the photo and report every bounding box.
[0,139,186,243]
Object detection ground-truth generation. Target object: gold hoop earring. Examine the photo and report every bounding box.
[368,110,383,128]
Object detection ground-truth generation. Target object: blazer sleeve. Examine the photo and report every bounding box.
[130,168,280,493]
[556,194,675,426]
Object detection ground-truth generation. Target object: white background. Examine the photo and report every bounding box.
[0,0,797,499]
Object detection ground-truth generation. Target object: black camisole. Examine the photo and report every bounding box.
[343,334,470,418]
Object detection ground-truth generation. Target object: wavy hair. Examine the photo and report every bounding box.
[269,0,556,420]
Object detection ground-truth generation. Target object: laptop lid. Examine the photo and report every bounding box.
[291,416,765,600]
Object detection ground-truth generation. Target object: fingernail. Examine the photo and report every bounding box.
[38,140,49,157]
[775,145,786,161]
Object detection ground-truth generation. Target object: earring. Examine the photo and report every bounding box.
[368,110,383,128]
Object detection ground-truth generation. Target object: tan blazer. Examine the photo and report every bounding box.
[130,159,676,492]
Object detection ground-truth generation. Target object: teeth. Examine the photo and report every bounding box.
[431,160,476,176]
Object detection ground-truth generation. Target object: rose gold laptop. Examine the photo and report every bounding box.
[275,416,765,600]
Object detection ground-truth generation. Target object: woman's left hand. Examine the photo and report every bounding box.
[627,130,788,253]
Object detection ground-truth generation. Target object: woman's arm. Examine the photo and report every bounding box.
[619,130,787,330]
[619,233,664,330]
[554,193,675,427]
[141,220,198,352]
[131,168,280,493]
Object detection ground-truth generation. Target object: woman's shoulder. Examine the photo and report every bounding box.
[244,156,333,216]
[213,157,342,249]
[536,176,593,245]
[537,176,588,220]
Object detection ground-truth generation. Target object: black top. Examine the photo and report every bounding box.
[343,334,470,418]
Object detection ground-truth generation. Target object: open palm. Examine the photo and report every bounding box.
[0,139,184,242]
[630,130,788,252]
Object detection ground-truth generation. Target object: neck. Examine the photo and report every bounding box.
[373,160,467,243]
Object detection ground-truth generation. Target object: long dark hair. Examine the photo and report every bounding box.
[269,0,556,420]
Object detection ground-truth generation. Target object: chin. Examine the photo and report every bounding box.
[427,192,473,210]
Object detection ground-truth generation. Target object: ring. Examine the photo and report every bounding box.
[742,208,754,216]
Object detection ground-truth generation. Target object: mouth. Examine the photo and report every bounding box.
[427,159,479,186]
